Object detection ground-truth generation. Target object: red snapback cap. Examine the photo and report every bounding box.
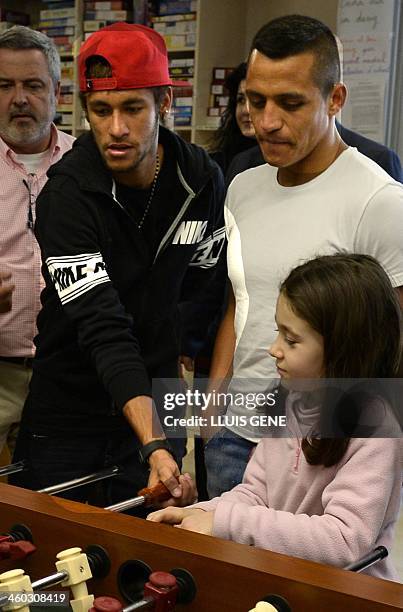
[79,22,189,92]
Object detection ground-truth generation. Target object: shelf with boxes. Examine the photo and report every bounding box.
[0,6,30,33]
[79,0,136,131]
[36,0,84,133]
[205,66,233,129]
[151,3,196,132]
[83,1,134,37]
[37,0,137,134]
[151,0,247,145]
[3,0,250,144]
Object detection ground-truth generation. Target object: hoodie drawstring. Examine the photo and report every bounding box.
[294,441,302,472]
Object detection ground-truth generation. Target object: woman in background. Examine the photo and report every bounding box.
[209,62,256,173]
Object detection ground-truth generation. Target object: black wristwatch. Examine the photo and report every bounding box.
[139,439,176,465]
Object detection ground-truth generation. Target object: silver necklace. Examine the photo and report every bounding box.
[137,153,160,230]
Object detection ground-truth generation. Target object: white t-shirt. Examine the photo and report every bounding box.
[15,150,50,174]
[225,146,403,440]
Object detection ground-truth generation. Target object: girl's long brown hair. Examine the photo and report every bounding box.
[280,253,402,467]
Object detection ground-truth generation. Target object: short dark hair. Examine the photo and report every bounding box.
[251,15,340,98]
[79,55,168,110]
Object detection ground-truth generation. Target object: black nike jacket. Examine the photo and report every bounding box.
[29,126,226,425]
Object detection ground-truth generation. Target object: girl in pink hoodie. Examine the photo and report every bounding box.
[148,253,403,581]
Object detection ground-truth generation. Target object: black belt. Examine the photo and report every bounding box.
[0,356,33,367]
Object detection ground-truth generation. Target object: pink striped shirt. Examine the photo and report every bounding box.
[0,125,74,357]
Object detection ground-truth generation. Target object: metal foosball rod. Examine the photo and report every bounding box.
[1,461,166,509]
[0,463,26,478]
[36,469,170,511]
[105,483,171,513]
[92,597,165,611]
[37,466,121,495]
[30,569,68,590]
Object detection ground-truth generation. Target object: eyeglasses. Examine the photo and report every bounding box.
[22,174,36,230]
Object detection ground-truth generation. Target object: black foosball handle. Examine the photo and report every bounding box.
[344,546,388,572]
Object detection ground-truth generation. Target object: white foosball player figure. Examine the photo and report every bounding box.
[249,602,279,612]
[0,546,95,612]
[0,568,33,612]
[55,547,94,612]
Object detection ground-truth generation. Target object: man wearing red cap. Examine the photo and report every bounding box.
[11,23,225,509]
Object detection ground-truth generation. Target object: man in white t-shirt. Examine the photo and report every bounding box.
[0,26,74,457]
[204,14,403,497]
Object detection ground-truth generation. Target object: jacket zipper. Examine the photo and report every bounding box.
[110,162,214,266]
[153,161,195,263]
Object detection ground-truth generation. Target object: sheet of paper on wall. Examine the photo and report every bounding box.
[340,74,386,142]
[337,0,397,144]
[341,32,392,77]
[337,0,394,36]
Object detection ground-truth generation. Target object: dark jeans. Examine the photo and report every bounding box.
[204,428,256,498]
[11,425,185,517]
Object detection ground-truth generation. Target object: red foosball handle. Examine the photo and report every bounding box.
[91,573,178,612]
[138,482,172,507]
[144,571,179,611]
[90,596,123,612]
[0,540,36,561]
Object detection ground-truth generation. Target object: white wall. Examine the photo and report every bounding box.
[243,0,338,55]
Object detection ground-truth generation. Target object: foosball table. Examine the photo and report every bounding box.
[0,482,402,612]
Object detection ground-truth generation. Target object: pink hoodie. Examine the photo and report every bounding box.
[193,394,402,581]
